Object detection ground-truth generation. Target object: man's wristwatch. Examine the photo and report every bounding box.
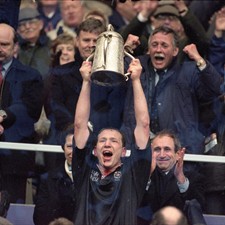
[0,110,7,120]
[196,58,206,67]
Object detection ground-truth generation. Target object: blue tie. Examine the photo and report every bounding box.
[150,70,165,134]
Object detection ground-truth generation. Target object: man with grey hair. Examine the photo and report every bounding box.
[137,129,206,225]
[47,0,86,40]
[123,26,222,159]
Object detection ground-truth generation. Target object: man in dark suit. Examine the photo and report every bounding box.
[33,129,75,225]
[137,129,206,225]
[0,23,43,203]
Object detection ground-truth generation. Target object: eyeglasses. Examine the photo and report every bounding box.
[18,18,39,30]
[156,15,178,22]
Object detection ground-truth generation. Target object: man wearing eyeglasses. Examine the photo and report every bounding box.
[17,6,51,80]
[17,6,52,142]
[120,0,209,63]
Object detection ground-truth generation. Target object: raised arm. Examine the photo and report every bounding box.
[74,61,92,149]
[127,58,150,149]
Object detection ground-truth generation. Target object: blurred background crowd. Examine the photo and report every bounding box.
[0,0,225,224]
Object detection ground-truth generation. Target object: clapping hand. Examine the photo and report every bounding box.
[174,147,186,184]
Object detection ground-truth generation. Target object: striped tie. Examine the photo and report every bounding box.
[150,70,165,134]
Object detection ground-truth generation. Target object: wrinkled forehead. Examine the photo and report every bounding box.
[150,32,174,43]
[151,135,175,149]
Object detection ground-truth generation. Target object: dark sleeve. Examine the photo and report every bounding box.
[197,61,222,101]
[3,68,43,129]
[120,16,148,41]
[50,74,74,130]
[180,10,210,57]
[208,35,225,77]
[72,134,95,190]
[130,140,152,203]
[33,175,53,225]
[183,172,206,210]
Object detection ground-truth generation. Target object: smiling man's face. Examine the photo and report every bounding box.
[151,135,178,172]
[148,32,178,70]
[94,129,126,172]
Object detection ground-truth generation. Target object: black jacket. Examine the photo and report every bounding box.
[146,166,205,212]
[33,163,75,225]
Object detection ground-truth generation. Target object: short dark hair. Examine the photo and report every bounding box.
[96,127,126,147]
[150,26,179,48]
[152,129,181,153]
[76,18,106,36]
[59,128,74,151]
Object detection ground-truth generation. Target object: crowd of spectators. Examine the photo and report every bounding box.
[0,0,224,224]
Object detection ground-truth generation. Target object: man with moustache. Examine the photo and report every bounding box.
[123,26,222,159]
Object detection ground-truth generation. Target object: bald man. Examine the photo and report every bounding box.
[0,23,43,203]
[151,206,188,225]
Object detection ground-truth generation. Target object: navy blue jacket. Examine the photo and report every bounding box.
[208,35,225,78]
[123,55,222,154]
[0,58,43,142]
[0,58,43,176]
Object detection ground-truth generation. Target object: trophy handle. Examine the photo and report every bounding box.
[124,50,135,60]
[86,52,94,62]
[124,49,135,81]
